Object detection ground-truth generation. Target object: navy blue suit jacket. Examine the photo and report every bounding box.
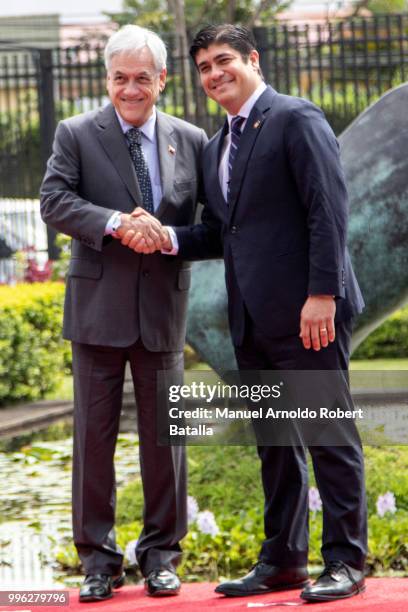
[177,86,364,345]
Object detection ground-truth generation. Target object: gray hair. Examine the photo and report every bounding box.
[104,25,167,72]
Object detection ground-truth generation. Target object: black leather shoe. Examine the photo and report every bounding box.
[79,572,125,602]
[145,568,181,597]
[300,560,365,602]
[112,572,126,589]
[215,563,309,597]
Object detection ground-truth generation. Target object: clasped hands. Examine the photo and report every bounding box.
[113,207,172,254]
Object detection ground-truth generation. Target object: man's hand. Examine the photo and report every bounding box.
[299,295,336,351]
[123,207,172,253]
[113,210,167,253]
[122,224,172,253]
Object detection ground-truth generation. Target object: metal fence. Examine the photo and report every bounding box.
[0,15,407,199]
[255,14,408,133]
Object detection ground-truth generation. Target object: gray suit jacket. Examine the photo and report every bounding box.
[40,103,207,350]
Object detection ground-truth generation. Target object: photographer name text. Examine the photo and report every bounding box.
[168,406,364,437]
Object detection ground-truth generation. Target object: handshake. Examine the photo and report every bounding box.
[113,207,172,254]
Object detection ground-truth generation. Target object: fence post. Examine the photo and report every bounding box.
[35,48,59,260]
[253,27,270,84]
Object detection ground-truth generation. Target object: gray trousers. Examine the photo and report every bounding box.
[71,339,186,576]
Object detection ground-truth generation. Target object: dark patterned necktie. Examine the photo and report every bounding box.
[126,127,154,214]
[227,115,245,202]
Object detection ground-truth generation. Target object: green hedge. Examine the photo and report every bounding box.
[353,306,408,359]
[0,282,70,405]
[55,445,408,578]
[116,446,408,577]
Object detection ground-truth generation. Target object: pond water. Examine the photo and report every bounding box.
[0,425,140,588]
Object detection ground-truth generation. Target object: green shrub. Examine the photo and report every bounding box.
[116,446,262,526]
[112,445,408,580]
[368,513,408,573]
[180,508,264,581]
[364,446,408,515]
[0,282,70,405]
[353,306,408,359]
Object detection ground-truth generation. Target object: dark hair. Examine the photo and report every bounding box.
[189,24,258,65]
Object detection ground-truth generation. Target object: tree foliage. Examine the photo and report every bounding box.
[353,0,408,15]
[108,0,292,34]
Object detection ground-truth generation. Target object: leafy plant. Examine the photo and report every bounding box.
[353,306,408,359]
[110,445,408,579]
[0,282,70,405]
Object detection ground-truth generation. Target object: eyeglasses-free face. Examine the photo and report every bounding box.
[107,48,166,126]
[195,43,262,115]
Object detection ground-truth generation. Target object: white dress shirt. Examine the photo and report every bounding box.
[219,82,267,201]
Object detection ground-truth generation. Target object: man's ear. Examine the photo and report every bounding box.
[159,68,167,93]
[249,49,260,72]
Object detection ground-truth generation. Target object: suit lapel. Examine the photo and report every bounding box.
[96,104,143,209]
[155,112,176,219]
[207,122,229,210]
[227,86,277,218]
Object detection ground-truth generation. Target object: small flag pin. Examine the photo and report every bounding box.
[168,145,176,155]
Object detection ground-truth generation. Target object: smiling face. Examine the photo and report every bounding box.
[195,43,262,115]
[106,47,166,126]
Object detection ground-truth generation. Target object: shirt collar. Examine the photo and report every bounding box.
[115,106,157,143]
[227,82,267,128]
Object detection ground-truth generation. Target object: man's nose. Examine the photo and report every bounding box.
[209,65,224,80]
[124,80,142,94]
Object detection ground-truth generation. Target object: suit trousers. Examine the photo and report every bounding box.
[234,315,367,571]
[71,339,187,576]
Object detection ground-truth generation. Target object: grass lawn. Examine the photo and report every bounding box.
[350,360,408,391]
[350,359,408,370]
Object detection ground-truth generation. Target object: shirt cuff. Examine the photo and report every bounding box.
[105,211,122,235]
[161,226,179,255]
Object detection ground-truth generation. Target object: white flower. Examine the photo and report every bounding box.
[376,492,397,517]
[187,495,199,524]
[124,539,138,565]
[309,486,322,512]
[197,510,219,537]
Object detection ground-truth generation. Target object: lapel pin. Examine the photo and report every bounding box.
[253,120,261,129]
[168,145,176,155]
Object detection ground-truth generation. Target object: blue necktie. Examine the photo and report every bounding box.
[126,128,154,214]
[227,115,245,203]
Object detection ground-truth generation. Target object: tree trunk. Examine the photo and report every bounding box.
[226,0,237,22]
[168,0,194,123]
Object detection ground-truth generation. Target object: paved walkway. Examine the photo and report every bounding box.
[0,399,73,439]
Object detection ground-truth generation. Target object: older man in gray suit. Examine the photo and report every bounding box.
[40,25,207,602]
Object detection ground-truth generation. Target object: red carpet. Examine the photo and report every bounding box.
[0,579,406,611]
